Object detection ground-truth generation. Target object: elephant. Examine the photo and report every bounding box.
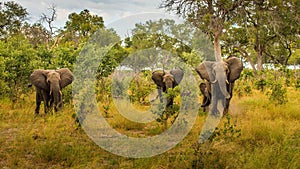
[151,68,184,107]
[29,68,74,115]
[196,56,243,115]
[199,82,210,112]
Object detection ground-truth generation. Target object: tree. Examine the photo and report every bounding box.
[127,19,200,70]
[0,34,37,102]
[0,1,28,38]
[288,48,300,66]
[64,9,104,39]
[22,23,51,48]
[263,0,300,66]
[223,0,300,72]
[39,4,57,36]
[160,0,248,61]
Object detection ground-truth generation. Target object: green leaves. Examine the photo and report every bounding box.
[267,82,288,105]
[0,34,37,102]
[0,1,28,37]
[65,9,104,38]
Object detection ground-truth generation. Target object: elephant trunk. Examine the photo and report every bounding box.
[165,81,174,107]
[215,68,230,99]
[50,82,62,111]
[209,64,230,115]
[165,81,173,92]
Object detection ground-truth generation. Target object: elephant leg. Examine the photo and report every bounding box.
[200,83,211,108]
[54,100,61,112]
[203,106,209,112]
[166,97,173,107]
[224,82,234,115]
[35,91,41,115]
[224,98,231,115]
[41,90,50,114]
[43,100,48,114]
[201,97,210,112]
[49,98,54,109]
[49,100,54,113]
[158,87,163,103]
[49,93,55,113]
[201,94,211,107]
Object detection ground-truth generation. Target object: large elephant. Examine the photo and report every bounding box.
[30,68,74,115]
[196,56,243,115]
[151,68,184,107]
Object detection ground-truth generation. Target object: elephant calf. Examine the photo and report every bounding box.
[30,68,74,115]
[151,68,184,107]
[196,56,243,115]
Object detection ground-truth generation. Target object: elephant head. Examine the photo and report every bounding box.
[163,73,175,92]
[30,68,73,113]
[151,68,184,107]
[196,56,243,114]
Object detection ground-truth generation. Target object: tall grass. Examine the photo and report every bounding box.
[0,89,299,168]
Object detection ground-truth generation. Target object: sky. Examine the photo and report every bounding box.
[12,0,183,38]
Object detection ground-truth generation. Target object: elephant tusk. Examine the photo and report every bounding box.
[226,92,231,99]
[211,79,217,84]
[226,80,229,84]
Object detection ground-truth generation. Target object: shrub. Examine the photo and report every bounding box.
[128,72,153,105]
[267,82,288,105]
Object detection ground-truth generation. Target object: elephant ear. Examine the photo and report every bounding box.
[30,69,52,90]
[225,57,243,82]
[170,68,184,85]
[56,68,74,88]
[152,70,165,87]
[196,61,215,82]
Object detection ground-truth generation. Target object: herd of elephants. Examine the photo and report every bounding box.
[29,56,243,117]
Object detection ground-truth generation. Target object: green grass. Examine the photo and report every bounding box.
[0,89,299,168]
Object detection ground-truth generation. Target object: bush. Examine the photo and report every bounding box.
[255,78,267,91]
[267,82,288,105]
[128,71,154,105]
[0,34,38,103]
[152,86,181,129]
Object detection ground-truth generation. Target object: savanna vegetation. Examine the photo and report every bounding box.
[0,1,299,168]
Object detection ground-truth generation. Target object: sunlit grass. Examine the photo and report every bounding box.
[0,89,299,168]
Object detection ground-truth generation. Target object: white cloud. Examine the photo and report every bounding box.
[10,0,182,37]
[13,0,166,25]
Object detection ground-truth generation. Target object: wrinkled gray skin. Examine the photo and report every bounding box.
[196,56,243,115]
[30,68,74,115]
[151,68,184,107]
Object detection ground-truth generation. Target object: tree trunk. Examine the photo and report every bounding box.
[256,45,264,71]
[255,33,264,71]
[233,45,257,75]
[213,34,222,62]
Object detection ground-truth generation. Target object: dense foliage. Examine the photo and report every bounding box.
[0,1,299,103]
[0,1,299,168]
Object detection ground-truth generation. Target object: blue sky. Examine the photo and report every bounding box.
[12,0,182,38]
